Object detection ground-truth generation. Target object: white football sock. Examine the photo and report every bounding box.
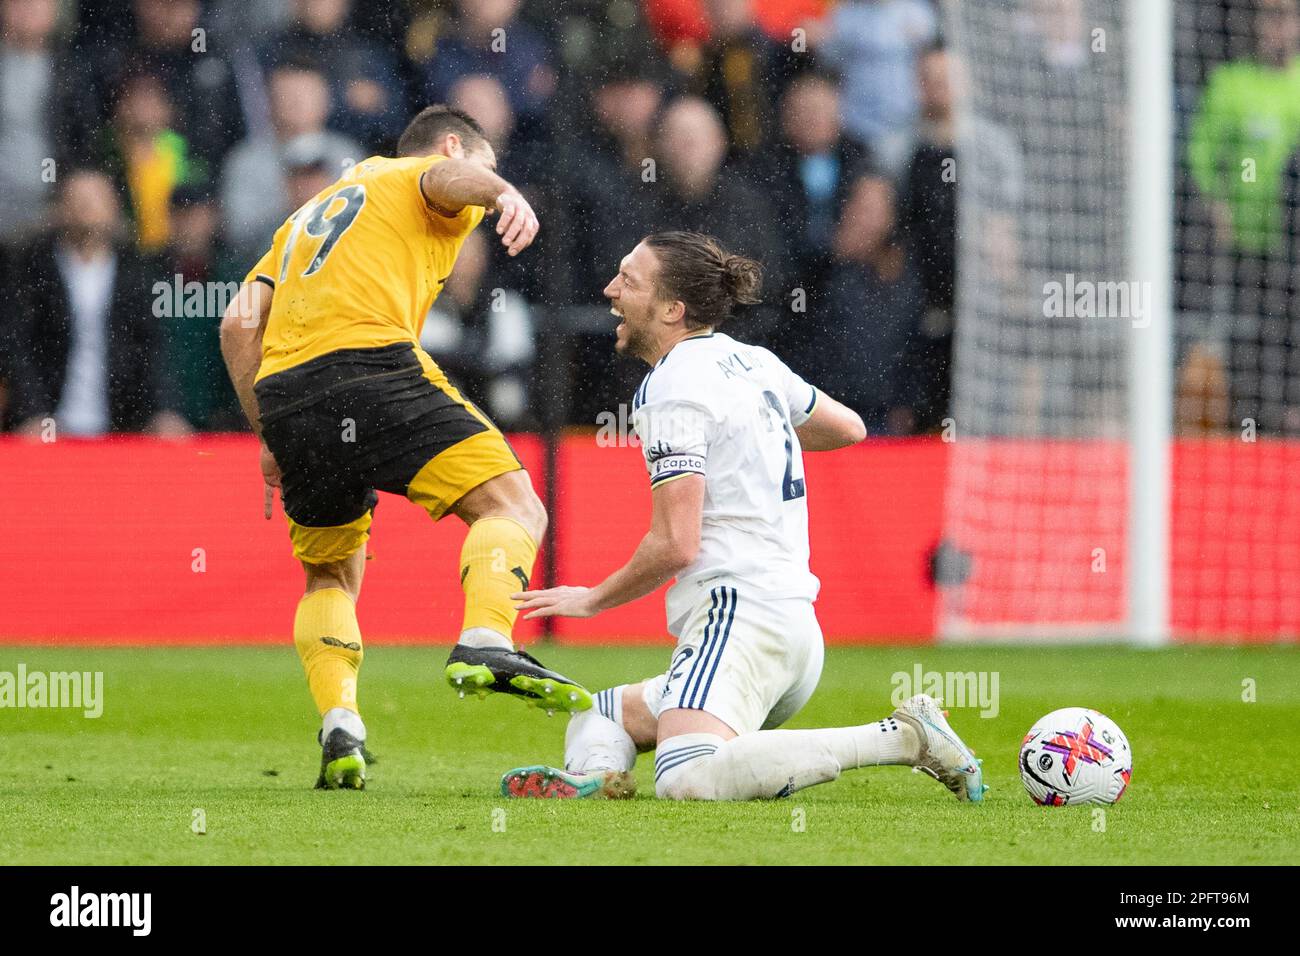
[322,706,366,742]
[564,686,636,773]
[654,718,918,801]
[457,626,513,650]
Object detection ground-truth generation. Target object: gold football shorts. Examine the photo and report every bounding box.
[255,343,522,564]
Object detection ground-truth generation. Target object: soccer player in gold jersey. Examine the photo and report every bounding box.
[220,106,589,790]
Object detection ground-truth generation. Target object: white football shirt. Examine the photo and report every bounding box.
[631,331,821,627]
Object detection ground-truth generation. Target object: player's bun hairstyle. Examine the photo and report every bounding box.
[397,105,490,157]
[642,231,763,329]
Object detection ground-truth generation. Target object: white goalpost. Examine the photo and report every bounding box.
[1126,0,1174,646]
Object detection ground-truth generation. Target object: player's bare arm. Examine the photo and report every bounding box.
[219,280,273,437]
[514,474,705,619]
[796,390,867,451]
[219,280,280,518]
[420,158,539,257]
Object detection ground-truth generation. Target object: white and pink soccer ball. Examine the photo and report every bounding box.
[1019,707,1132,806]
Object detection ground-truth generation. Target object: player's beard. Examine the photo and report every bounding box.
[615,317,650,361]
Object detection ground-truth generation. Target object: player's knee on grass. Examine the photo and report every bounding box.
[654,733,729,801]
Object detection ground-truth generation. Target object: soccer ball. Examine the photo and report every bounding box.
[1019,707,1132,806]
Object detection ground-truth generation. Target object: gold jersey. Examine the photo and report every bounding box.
[244,154,485,381]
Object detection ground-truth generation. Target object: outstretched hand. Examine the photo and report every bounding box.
[512,585,597,620]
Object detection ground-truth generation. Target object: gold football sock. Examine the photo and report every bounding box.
[459,515,539,645]
[293,588,363,715]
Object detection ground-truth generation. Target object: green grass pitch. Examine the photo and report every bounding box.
[1,644,1297,865]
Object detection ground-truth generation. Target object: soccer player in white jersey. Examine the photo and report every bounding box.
[505,232,986,802]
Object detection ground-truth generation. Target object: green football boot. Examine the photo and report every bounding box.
[315,727,367,790]
[444,644,592,714]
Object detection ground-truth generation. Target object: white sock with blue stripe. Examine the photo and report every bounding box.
[655,720,919,801]
[564,685,636,773]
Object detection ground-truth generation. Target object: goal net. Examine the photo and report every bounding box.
[938,0,1300,641]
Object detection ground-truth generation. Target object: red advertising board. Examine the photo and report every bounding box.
[2,434,1296,643]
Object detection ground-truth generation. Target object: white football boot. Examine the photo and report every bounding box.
[892,694,987,802]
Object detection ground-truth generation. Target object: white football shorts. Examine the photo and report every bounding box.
[640,582,825,736]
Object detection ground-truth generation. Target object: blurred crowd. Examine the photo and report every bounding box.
[0,0,1297,437]
[0,0,960,436]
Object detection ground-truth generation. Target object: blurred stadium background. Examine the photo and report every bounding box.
[1,0,1297,645]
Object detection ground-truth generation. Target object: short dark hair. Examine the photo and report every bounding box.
[642,231,763,330]
[397,105,489,157]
